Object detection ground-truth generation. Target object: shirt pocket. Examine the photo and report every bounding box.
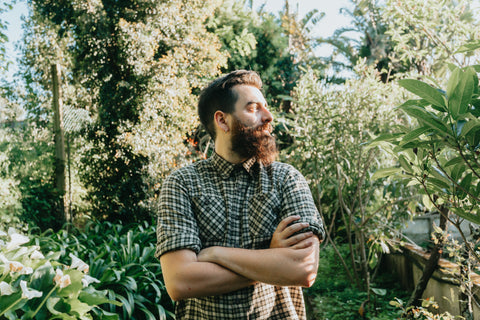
[248,191,281,249]
[192,195,226,247]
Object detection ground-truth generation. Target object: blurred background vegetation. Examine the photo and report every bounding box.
[1,0,480,318]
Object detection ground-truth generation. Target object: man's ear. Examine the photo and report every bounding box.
[214,111,230,133]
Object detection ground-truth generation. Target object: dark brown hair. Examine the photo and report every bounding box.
[197,70,262,139]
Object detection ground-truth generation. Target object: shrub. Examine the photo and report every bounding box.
[34,220,174,320]
[0,228,117,319]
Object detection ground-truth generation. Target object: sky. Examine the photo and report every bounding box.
[1,0,355,77]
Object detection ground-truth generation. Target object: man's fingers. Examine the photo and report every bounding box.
[283,222,310,238]
[275,215,301,233]
[291,237,315,249]
[285,231,313,246]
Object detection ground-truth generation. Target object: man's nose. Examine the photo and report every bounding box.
[262,108,273,123]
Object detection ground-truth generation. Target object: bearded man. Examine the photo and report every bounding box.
[155,70,325,319]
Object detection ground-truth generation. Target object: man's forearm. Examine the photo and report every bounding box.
[160,250,256,301]
[198,237,319,287]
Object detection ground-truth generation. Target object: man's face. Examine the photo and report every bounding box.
[229,85,277,164]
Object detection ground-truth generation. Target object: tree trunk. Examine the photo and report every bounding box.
[52,64,67,226]
[407,207,448,307]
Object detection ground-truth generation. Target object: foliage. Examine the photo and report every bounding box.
[370,52,480,314]
[383,0,480,77]
[306,244,409,320]
[207,0,297,111]
[282,62,412,291]
[24,0,227,224]
[35,220,174,320]
[371,63,480,234]
[0,227,118,319]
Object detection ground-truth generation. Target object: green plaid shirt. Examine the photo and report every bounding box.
[156,152,324,319]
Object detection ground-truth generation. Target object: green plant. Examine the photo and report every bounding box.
[306,244,409,319]
[0,228,119,319]
[283,62,412,295]
[370,48,480,314]
[35,220,174,320]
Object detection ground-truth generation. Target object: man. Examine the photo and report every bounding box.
[155,70,325,319]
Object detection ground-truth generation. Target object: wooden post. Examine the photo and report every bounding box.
[52,64,67,226]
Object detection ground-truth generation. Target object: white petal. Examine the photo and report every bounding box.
[20,280,43,299]
[69,253,89,273]
[0,230,7,237]
[30,250,45,260]
[81,275,100,287]
[6,233,30,250]
[0,281,13,295]
[19,267,33,275]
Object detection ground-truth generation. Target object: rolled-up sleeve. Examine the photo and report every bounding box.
[155,172,201,259]
[280,167,325,241]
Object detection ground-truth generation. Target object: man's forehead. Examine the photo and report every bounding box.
[232,84,266,103]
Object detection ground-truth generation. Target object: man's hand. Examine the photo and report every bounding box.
[270,215,314,249]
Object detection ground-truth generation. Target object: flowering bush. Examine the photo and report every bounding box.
[0,228,120,319]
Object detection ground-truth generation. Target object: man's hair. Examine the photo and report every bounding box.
[198,70,262,140]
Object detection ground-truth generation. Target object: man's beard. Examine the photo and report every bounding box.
[230,116,278,165]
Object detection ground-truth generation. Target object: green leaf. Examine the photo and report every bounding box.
[450,207,480,224]
[456,41,480,53]
[79,287,122,307]
[443,157,464,167]
[371,288,387,296]
[447,67,475,118]
[398,79,446,110]
[401,105,450,135]
[371,167,402,179]
[427,178,451,191]
[399,126,431,146]
[398,155,413,174]
[99,310,120,320]
[460,119,480,137]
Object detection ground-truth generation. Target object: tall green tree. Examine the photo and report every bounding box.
[24,0,227,223]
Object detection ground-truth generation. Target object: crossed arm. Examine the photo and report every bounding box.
[160,215,319,301]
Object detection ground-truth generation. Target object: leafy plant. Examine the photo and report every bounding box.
[0,228,119,319]
[35,220,174,320]
[370,49,480,314]
[283,62,412,295]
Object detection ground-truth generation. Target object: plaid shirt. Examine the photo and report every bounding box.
[156,152,324,319]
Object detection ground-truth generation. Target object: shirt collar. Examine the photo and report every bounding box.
[210,152,258,179]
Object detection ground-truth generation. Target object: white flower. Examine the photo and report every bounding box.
[81,275,100,288]
[0,230,7,237]
[6,233,30,250]
[30,250,45,260]
[18,266,33,275]
[53,268,71,289]
[20,280,42,299]
[8,261,26,273]
[0,281,13,295]
[69,253,89,273]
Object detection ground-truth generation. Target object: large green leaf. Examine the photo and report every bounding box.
[456,41,480,53]
[450,207,480,225]
[460,119,480,138]
[398,79,446,110]
[447,67,475,118]
[371,167,402,179]
[399,126,431,146]
[401,105,451,135]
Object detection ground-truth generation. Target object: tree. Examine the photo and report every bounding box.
[283,62,411,302]
[25,0,227,223]
[371,60,480,313]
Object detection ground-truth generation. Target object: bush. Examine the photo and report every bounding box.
[34,220,174,320]
[306,244,410,320]
[0,228,117,319]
